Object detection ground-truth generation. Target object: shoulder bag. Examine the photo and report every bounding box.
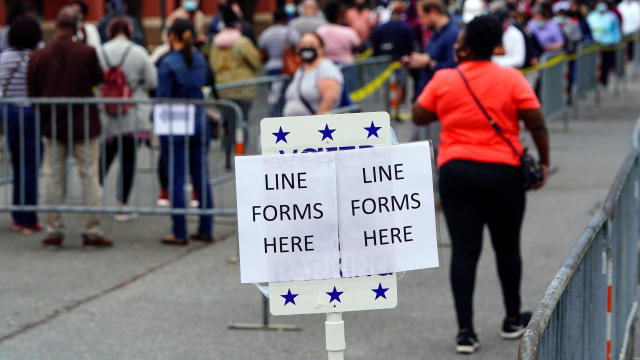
[456,67,543,190]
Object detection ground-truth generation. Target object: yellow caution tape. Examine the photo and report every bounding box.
[356,48,374,61]
[349,61,402,102]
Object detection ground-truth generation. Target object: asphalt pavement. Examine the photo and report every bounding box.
[1,78,639,359]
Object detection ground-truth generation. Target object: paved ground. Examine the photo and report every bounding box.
[0,78,639,359]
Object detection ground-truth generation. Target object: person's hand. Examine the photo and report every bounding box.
[531,164,549,190]
[402,52,431,69]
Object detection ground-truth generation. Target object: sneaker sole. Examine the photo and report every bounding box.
[501,328,526,339]
[157,200,170,207]
[456,343,480,354]
[114,214,139,222]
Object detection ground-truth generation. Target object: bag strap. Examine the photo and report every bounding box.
[456,67,521,157]
[1,52,28,97]
[102,45,133,69]
[117,45,134,68]
[296,70,316,114]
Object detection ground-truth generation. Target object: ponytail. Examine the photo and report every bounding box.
[182,29,193,68]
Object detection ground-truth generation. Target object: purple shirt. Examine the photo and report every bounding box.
[526,19,565,52]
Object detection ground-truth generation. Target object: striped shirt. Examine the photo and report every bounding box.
[0,48,30,98]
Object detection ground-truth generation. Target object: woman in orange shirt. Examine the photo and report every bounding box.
[412,15,550,354]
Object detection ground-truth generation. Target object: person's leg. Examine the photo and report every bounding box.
[43,137,67,238]
[158,153,168,190]
[483,164,526,320]
[73,138,104,238]
[99,139,117,187]
[19,107,39,227]
[7,106,23,225]
[118,136,137,205]
[189,131,213,237]
[161,135,187,239]
[602,50,615,86]
[439,161,486,332]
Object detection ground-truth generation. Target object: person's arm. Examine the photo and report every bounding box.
[412,102,438,125]
[518,108,550,189]
[155,61,174,98]
[88,49,104,86]
[237,38,262,73]
[27,52,39,97]
[316,78,341,114]
[140,51,158,91]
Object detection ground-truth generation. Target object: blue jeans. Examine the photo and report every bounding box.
[6,105,41,227]
[160,129,213,239]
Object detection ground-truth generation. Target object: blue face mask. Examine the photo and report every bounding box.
[285,4,297,15]
[184,1,197,12]
[596,3,608,12]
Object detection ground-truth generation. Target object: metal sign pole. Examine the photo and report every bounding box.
[228,295,301,331]
[326,312,346,360]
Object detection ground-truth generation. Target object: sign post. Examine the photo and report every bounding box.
[234,112,439,358]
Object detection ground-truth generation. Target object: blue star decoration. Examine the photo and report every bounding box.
[364,121,382,138]
[372,283,389,300]
[318,124,336,141]
[326,286,344,303]
[281,289,298,306]
[272,126,290,144]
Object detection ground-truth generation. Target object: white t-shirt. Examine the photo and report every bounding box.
[618,0,640,35]
[493,24,526,68]
[283,59,344,116]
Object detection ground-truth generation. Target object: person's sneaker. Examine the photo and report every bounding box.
[21,223,43,234]
[82,235,113,247]
[114,205,139,222]
[157,189,170,207]
[501,312,533,339]
[456,331,480,354]
[189,191,199,208]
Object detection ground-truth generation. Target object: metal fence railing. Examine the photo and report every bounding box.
[518,119,640,360]
[0,97,243,216]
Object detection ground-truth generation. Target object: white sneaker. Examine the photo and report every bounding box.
[114,212,139,222]
[189,199,200,208]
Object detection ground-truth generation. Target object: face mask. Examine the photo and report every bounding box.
[184,0,197,12]
[597,3,608,12]
[534,19,545,28]
[285,4,297,15]
[299,47,318,63]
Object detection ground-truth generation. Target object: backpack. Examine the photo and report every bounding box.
[557,17,583,54]
[515,25,543,68]
[101,46,133,117]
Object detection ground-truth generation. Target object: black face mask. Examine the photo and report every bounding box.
[299,47,318,63]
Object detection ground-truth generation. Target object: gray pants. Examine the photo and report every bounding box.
[43,137,103,238]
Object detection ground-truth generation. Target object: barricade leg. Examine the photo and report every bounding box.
[227,295,302,331]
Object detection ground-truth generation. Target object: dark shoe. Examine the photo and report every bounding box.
[456,331,480,354]
[190,233,214,243]
[82,235,114,247]
[161,235,188,246]
[42,235,63,247]
[501,311,532,339]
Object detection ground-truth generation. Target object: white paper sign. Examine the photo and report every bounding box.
[235,151,340,283]
[153,103,195,135]
[336,142,439,277]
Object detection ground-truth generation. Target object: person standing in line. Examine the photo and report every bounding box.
[98,16,158,222]
[317,2,362,65]
[283,32,344,116]
[526,3,565,54]
[618,0,640,60]
[412,15,550,354]
[71,1,103,52]
[402,0,460,98]
[157,19,214,245]
[0,2,39,53]
[587,0,622,86]
[289,0,328,35]
[258,9,300,117]
[345,0,376,45]
[492,10,526,68]
[28,6,111,247]
[97,0,146,46]
[1,16,43,234]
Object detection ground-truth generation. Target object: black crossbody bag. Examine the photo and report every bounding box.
[456,67,543,190]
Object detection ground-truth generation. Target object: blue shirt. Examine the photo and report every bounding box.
[156,49,209,134]
[420,21,459,91]
[587,10,622,45]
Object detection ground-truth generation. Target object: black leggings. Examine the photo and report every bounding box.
[439,160,525,331]
[99,136,137,205]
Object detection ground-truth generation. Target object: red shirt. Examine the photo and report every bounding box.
[417,61,540,168]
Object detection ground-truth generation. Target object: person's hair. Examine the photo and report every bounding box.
[72,1,90,17]
[273,8,287,23]
[462,15,503,60]
[8,15,42,50]
[108,16,132,39]
[57,6,80,31]
[301,32,325,49]
[6,2,36,25]
[222,6,239,27]
[168,19,195,67]
[419,0,446,15]
[325,2,341,24]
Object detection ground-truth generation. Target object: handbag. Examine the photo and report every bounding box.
[282,31,302,75]
[456,67,543,190]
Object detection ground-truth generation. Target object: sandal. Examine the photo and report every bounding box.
[161,234,188,246]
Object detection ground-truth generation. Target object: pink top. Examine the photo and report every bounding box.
[317,24,361,64]
[345,8,375,42]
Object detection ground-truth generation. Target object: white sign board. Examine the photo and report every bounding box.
[153,103,195,135]
[235,152,340,283]
[337,142,439,277]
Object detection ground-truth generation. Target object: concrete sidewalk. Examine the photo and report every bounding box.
[0,80,639,359]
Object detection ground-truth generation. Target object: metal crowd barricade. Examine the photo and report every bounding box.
[539,51,568,123]
[615,40,628,97]
[573,41,600,102]
[0,97,244,217]
[518,119,640,360]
